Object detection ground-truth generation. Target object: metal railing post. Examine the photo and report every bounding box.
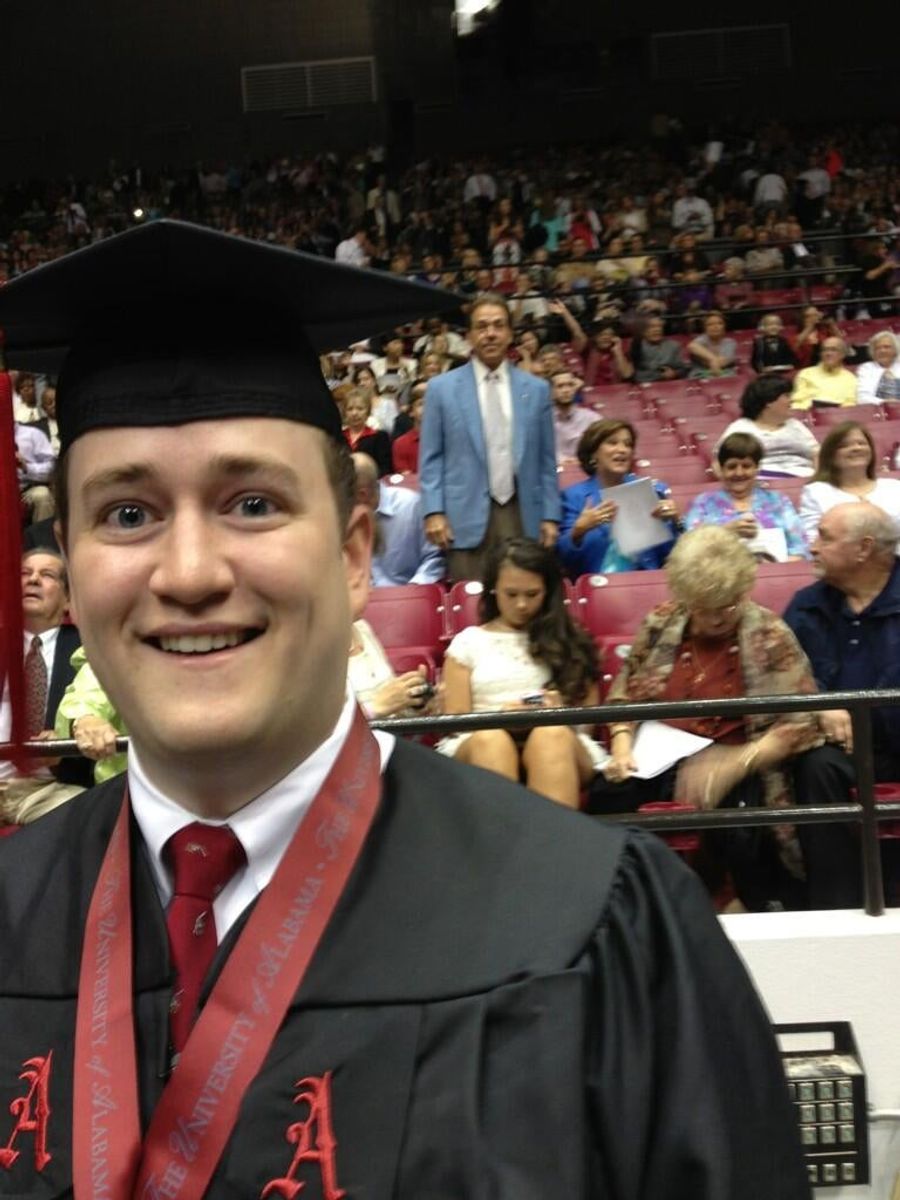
[850,704,885,916]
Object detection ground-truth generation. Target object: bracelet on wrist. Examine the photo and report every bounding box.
[739,742,761,772]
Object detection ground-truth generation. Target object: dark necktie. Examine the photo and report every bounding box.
[24,635,48,738]
[164,822,246,1054]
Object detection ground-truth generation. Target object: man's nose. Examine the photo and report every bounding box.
[149,512,236,605]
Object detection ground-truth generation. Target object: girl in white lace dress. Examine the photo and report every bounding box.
[439,538,607,807]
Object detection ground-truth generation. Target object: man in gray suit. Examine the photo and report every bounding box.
[419,294,560,581]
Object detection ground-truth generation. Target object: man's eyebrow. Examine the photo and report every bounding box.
[80,456,301,501]
[207,455,301,488]
[80,463,157,501]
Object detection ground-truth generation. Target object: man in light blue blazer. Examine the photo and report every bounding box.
[419,294,561,581]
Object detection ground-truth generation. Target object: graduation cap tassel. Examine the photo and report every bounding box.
[0,338,28,775]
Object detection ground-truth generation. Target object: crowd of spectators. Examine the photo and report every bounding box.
[6,117,900,912]
[3,119,900,319]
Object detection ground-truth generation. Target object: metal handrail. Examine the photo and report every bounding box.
[376,687,900,917]
[6,686,900,915]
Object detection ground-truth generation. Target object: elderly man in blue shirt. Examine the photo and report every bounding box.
[784,501,900,907]
[352,452,445,586]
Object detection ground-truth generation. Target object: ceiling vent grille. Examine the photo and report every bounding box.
[651,25,790,81]
[242,57,377,113]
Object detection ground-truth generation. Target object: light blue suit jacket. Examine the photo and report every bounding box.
[419,362,561,549]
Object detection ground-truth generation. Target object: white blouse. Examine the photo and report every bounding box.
[799,478,900,549]
[718,417,819,478]
[855,360,900,405]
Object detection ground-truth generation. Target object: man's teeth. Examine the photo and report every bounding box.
[159,631,246,654]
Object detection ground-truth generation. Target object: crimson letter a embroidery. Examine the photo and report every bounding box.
[0,1052,53,1172]
[261,1071,345,1200]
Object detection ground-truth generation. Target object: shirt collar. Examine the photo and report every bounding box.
[129,687,394,903]
[25,626,60,653]
[472,357,509,387]
[376,482,403,517]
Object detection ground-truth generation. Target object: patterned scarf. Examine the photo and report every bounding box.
[607,599,825,877]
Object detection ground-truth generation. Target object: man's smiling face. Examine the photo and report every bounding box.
[62,418,371,799]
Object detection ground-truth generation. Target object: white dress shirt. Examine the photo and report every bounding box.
[129,689,394,941]
[472,357,513,427]
[335,237,369,268]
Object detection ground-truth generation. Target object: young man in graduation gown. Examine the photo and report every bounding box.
[0,221,811,1199]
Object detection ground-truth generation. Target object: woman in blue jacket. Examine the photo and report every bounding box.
[557,418,681,577]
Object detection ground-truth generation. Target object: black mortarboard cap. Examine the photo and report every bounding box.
[0,219,460,450]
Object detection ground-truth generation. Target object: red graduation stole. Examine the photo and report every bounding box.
[73,706,381,1199]
[0,364,27,773]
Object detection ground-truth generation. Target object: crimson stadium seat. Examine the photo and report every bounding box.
[574,562,815,642]
[631,431,687,458]
[385,646,438,681]
[447,579,576,638]
[446,580,487,637]
[597,635,634,698]
[870,422,900,467]
[667,482,709,515]
[759,477,806,509]
[363,583,447,664]
[808,285,842,306]
[754,289,804,323]
[851,783,900,839]
[573,570,670,639]
[811,405,885,429]
[671,414,732,450]
[752,560,816,614]
[634,457,714,486]
[582,383,643,405]
[558,463,588,491]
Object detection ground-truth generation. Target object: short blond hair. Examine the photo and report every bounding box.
[666,526,757,609]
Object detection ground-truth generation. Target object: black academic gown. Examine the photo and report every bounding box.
[0,740,811,1199]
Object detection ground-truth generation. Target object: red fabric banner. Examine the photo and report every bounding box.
[0,366,26,772]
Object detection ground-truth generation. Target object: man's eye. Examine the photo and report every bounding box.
[236,495,276,518]
[106,504,147,529]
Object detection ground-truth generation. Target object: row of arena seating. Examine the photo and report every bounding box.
[582,389,900,428]
[566,316,898,367]
[389,464,900,498]
[582,388,900,428]
[363,561,817,695]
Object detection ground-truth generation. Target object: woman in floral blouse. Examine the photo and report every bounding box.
[684,432,810,561]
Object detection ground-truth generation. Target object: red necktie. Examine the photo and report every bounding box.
[164,822,246,1054]
[24,635,48,738]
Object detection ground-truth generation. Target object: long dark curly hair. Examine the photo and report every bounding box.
[479,538,598,704]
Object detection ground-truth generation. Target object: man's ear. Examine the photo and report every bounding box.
[343,502,374,620]
[53,523,77,622]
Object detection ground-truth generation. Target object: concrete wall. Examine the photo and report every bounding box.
[0,0,379,177]
[725,910,900,1198]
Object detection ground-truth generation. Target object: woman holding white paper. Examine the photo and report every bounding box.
[556,418,681,577]
[588,527,829,911]
[684,432,810,560]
